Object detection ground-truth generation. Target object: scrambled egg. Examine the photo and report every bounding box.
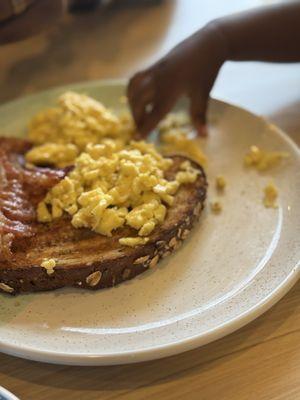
[41,258,56,275]
[37,139,199,243]
[215,175,226,191]
[244,145,289,171]
[119,237,149,247]
[159,112,191,132]
[263,182,278,208]
[160,128,207,165]
[210,200,222,213]
[27,92,201,246]
[26,143,79,168]
[26,91,135,167]
[158,113,207,166]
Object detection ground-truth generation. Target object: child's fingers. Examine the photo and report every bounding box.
[136,76,179,136]
[127,71,156,129]
[137,99,171,136]
[128,59,182,136]
[189,91,209,136]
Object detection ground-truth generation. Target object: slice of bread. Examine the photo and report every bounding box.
[0,141,207,294]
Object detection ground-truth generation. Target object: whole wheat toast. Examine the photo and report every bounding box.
[0,139,207,294]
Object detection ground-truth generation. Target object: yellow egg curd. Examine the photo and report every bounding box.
[26,92,201,246]
[37,140,198,242]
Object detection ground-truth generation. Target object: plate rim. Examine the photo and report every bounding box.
[0,386,19,400]
[0,79,299,366]
[0,267,298,366]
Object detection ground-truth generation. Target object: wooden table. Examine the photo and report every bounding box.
[0,1,299,399]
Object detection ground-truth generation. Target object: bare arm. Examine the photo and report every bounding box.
[220,3,300,62]
[128,2,300,136]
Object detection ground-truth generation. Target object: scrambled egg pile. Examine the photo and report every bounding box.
[29,92,200,246]
[37,140,198,244]
[244,145,289,171]
[26,91,134,168]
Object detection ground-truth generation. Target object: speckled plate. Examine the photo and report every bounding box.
[0,80,299,366]
[0,386,19,400]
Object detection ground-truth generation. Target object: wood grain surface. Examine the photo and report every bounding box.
[0,1,299,399]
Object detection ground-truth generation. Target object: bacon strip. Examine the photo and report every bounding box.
[0,138,67,261]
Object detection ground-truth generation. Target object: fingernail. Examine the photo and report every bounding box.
[195,122,208,137]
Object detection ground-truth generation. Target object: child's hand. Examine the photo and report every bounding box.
[128,2,300,138]
[127,22,227,137]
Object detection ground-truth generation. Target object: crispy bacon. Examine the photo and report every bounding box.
[0,138,67,261]
[22,167,67,205]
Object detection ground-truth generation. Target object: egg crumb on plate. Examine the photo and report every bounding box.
[158,112,207,165]
[263,182,278,208]
[158,112,191,132]
[215,175,226,191]
[244,145,289,171]
[210,200,222,213]
[160,128,207,166]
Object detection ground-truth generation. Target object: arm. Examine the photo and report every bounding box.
[220,2,300,62]
[127,2,300,136]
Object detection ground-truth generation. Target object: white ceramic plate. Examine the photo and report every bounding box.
[0,80,299,366]
[0,386,19,400]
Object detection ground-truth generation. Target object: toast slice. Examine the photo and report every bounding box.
[0,139,207,294]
